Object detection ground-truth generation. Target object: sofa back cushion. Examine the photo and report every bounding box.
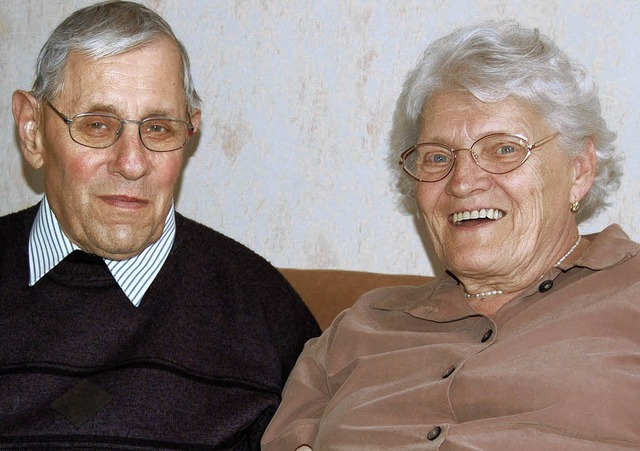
[279,268,432,330]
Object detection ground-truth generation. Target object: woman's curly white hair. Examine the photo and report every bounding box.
[389,20,622,221]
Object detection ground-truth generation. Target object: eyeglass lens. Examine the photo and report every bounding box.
[69,114,190,152]
[402,134,530,181]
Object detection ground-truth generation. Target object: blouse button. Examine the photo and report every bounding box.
[427,425,442,441]
[481,329,493,343]
[539,280,554,292]
[441,365,456,379]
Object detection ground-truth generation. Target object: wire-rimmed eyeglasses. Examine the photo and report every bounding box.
[398,132,560,182]
[45,100,195,152]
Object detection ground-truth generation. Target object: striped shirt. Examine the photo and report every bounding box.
[28,196,175,307]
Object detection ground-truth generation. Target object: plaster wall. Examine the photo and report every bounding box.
[1,0,638,276]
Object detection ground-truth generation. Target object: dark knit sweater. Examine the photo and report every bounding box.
[0,205,320,450]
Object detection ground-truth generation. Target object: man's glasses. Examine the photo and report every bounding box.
[45,100,194,152]
[398,132,560,182]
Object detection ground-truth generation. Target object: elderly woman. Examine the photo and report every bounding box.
[261,21,640,450]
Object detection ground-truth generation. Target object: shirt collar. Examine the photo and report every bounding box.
[369,224,639,321]
[28,196,176,307]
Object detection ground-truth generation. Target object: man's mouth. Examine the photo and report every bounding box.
[452,208,505,225]
[100,195,148,209]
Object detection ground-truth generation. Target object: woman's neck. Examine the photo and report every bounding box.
[460,235,584,316]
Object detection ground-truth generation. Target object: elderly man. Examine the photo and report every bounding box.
[3,1,319,448]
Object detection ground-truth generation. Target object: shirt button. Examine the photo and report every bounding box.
[427,425,442,441]
[539,280,553,292]
[481,329,493,343]
[441,365,456,379]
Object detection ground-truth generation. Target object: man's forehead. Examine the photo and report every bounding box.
[62,38,182,76]
[54,41,186,113]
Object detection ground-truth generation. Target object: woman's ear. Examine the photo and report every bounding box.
[12,90,45,169]
[570,137,596,203]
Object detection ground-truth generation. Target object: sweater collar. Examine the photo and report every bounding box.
[28,196,176,307]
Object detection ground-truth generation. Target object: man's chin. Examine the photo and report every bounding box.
[81,228,160,260]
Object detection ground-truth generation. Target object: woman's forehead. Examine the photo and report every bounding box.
[418,91,547,142]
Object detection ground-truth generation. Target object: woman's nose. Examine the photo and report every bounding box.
[445,149,491,197]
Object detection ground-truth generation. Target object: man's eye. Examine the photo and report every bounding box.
[77,116,117,136]
[87,121,109,130]
[147,124,168,133]
[144,120,178,136]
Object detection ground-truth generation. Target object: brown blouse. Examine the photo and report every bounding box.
[262,224,640,450]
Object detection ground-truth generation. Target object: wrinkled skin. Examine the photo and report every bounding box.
[13,38,201,260]
[415,90,595,313]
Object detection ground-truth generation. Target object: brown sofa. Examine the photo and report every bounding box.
[279,268,432,330]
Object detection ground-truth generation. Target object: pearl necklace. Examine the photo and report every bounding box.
[555,236,581,267]
[463,235,582,299]
[464,289,503,299]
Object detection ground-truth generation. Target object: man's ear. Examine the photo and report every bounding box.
[189,108,201,134]
[570,137,596,203]
[12,90,44,169]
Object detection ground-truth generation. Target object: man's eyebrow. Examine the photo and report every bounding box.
[77,104,182,119]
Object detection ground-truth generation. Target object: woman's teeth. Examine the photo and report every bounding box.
[453,208,504,225]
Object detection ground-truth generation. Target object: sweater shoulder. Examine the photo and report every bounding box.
[0,205,38,244]
[173,212,280,271]
[169,212,321,370]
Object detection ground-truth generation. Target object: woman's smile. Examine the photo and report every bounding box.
[452,208,505,225]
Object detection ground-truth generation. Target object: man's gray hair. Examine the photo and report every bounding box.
[32,0,201,112]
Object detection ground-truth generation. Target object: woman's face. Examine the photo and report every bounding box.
[415,90,593,287]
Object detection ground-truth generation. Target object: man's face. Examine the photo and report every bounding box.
[35,38,199,260]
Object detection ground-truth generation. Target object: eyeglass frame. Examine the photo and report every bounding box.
[44,100,195,152]
[398,131,561,182]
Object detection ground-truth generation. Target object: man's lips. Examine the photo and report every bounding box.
[452,208,505,225]
[99,195,148,209]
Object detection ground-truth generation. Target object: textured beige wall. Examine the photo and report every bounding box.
[1,0,639,276]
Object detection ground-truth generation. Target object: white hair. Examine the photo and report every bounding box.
[389,20,621,221]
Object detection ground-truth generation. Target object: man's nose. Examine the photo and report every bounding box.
[108,123,151,180]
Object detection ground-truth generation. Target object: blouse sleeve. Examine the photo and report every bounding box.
[261,311,346,450]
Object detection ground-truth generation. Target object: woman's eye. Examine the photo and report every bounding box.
[425,152,451,164]
[497,145,516,155]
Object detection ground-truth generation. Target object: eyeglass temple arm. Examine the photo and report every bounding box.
[44,100,73,125]
[530,132,561,150]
